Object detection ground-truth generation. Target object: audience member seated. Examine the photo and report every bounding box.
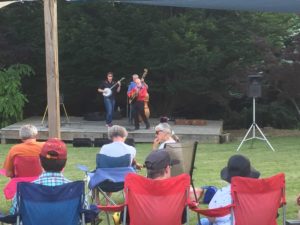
[10,138,71,214]
[198,154,260,225]
[94,125,141,204]
[160,116,180,142]
[113,149,181,225]
[152,123,177,150]
[99,125,141,168]
[2,124,44,178]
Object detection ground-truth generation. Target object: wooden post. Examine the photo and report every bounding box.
[43,0,60,138]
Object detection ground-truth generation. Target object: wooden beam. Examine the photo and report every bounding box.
[43,0,60,138]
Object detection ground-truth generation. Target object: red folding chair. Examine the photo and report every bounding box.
[13,155,42,177]
[231,173,286,225]
[98,173,191,225]
[3,156,42,200]
[190,173,286,225]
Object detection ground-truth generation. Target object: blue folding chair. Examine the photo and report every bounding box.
[89,154,136,225]
[15,181,86,225]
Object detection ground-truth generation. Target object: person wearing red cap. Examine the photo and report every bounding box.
[10,138,71,214]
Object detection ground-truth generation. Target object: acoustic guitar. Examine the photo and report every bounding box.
[128,69,148,104]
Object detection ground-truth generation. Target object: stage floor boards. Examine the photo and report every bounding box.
[0,117,223,144]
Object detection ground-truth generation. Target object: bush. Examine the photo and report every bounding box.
[0,64,34,128]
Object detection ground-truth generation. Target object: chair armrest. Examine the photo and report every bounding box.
[0,213,18,224]
[97,204,125,212]
[188,202,233,217]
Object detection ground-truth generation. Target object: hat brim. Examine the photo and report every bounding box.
[220,166,260,183]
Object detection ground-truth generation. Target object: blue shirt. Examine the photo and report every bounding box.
[127,81,137,93]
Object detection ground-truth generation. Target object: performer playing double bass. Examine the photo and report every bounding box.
[97,72,121,127]
[127,78,150,130]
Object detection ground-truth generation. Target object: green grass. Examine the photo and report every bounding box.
[1,136,300,224]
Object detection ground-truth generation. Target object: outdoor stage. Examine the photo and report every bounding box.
[0,117,224,144]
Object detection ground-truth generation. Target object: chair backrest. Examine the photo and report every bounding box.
[13,156,42,178]
[165,142,198,177]
[231,173,286,225]
[123,173,190,225]
[16,181,85,225]
[96,154,131,168]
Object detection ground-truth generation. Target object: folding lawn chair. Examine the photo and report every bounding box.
[13,156,42,177]
[98,173,191,225]
[15,181,86,225]
[2,156,42,200]
[190,173,286,225]
[89,154,136,225]
[165,142,199,202]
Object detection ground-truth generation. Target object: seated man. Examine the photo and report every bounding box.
[10,138,70,214]
[113,150,181,225]
[2,124,44,178]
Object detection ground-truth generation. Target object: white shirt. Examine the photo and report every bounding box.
[158,139,176,149]
[209,185,234,225]
[99,141,136,165]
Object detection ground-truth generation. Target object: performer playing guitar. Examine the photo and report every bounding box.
[97,72,122,127]
[128,69,148,104]
[127,78,150,130]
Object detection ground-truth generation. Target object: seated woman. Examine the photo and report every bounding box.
[99,125,140,168]
[93,125,141,204]
[152,123,178,150]
[198,154,260,225]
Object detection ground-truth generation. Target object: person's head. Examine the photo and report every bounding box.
[160,116,169,123]
[144,150,178,179]
[40,138,67,172]
[220,154,260,183]
[155,123,173,142]
[19,124,38,141]
[107,72,113,82]
[108,125,128,141]
[132,74,139,82]
[135,78,142,87]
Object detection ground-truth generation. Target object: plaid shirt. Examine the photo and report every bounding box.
[10,172,71,214]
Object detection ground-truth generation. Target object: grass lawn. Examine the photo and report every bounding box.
[0,136,299,224]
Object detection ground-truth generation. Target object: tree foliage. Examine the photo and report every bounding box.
[0,2,300,128]
[0,64,34,128]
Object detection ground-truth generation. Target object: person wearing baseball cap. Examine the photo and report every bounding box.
[144,150,179,179]
[198,154,260,225]
[10,138,71,214]
[113,150,180,225]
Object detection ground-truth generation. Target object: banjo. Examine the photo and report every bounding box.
[103,77,125,97]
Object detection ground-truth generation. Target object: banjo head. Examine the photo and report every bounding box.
[103,88,112,97]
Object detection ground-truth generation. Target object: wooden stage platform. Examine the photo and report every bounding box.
[0,117,224,144]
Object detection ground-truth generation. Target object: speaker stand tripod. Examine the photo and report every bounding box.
[237,98,275,151]
[41,102,70,126]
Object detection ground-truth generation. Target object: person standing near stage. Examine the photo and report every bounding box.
[97,72,121,127]
[127,78,150,130]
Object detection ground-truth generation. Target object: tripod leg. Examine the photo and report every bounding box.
[41,105,48,126]
[237,124,254,151]
[255,124,275,151]
[61,103,70,123]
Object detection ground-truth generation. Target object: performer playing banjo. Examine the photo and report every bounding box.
[97,72,121,127]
